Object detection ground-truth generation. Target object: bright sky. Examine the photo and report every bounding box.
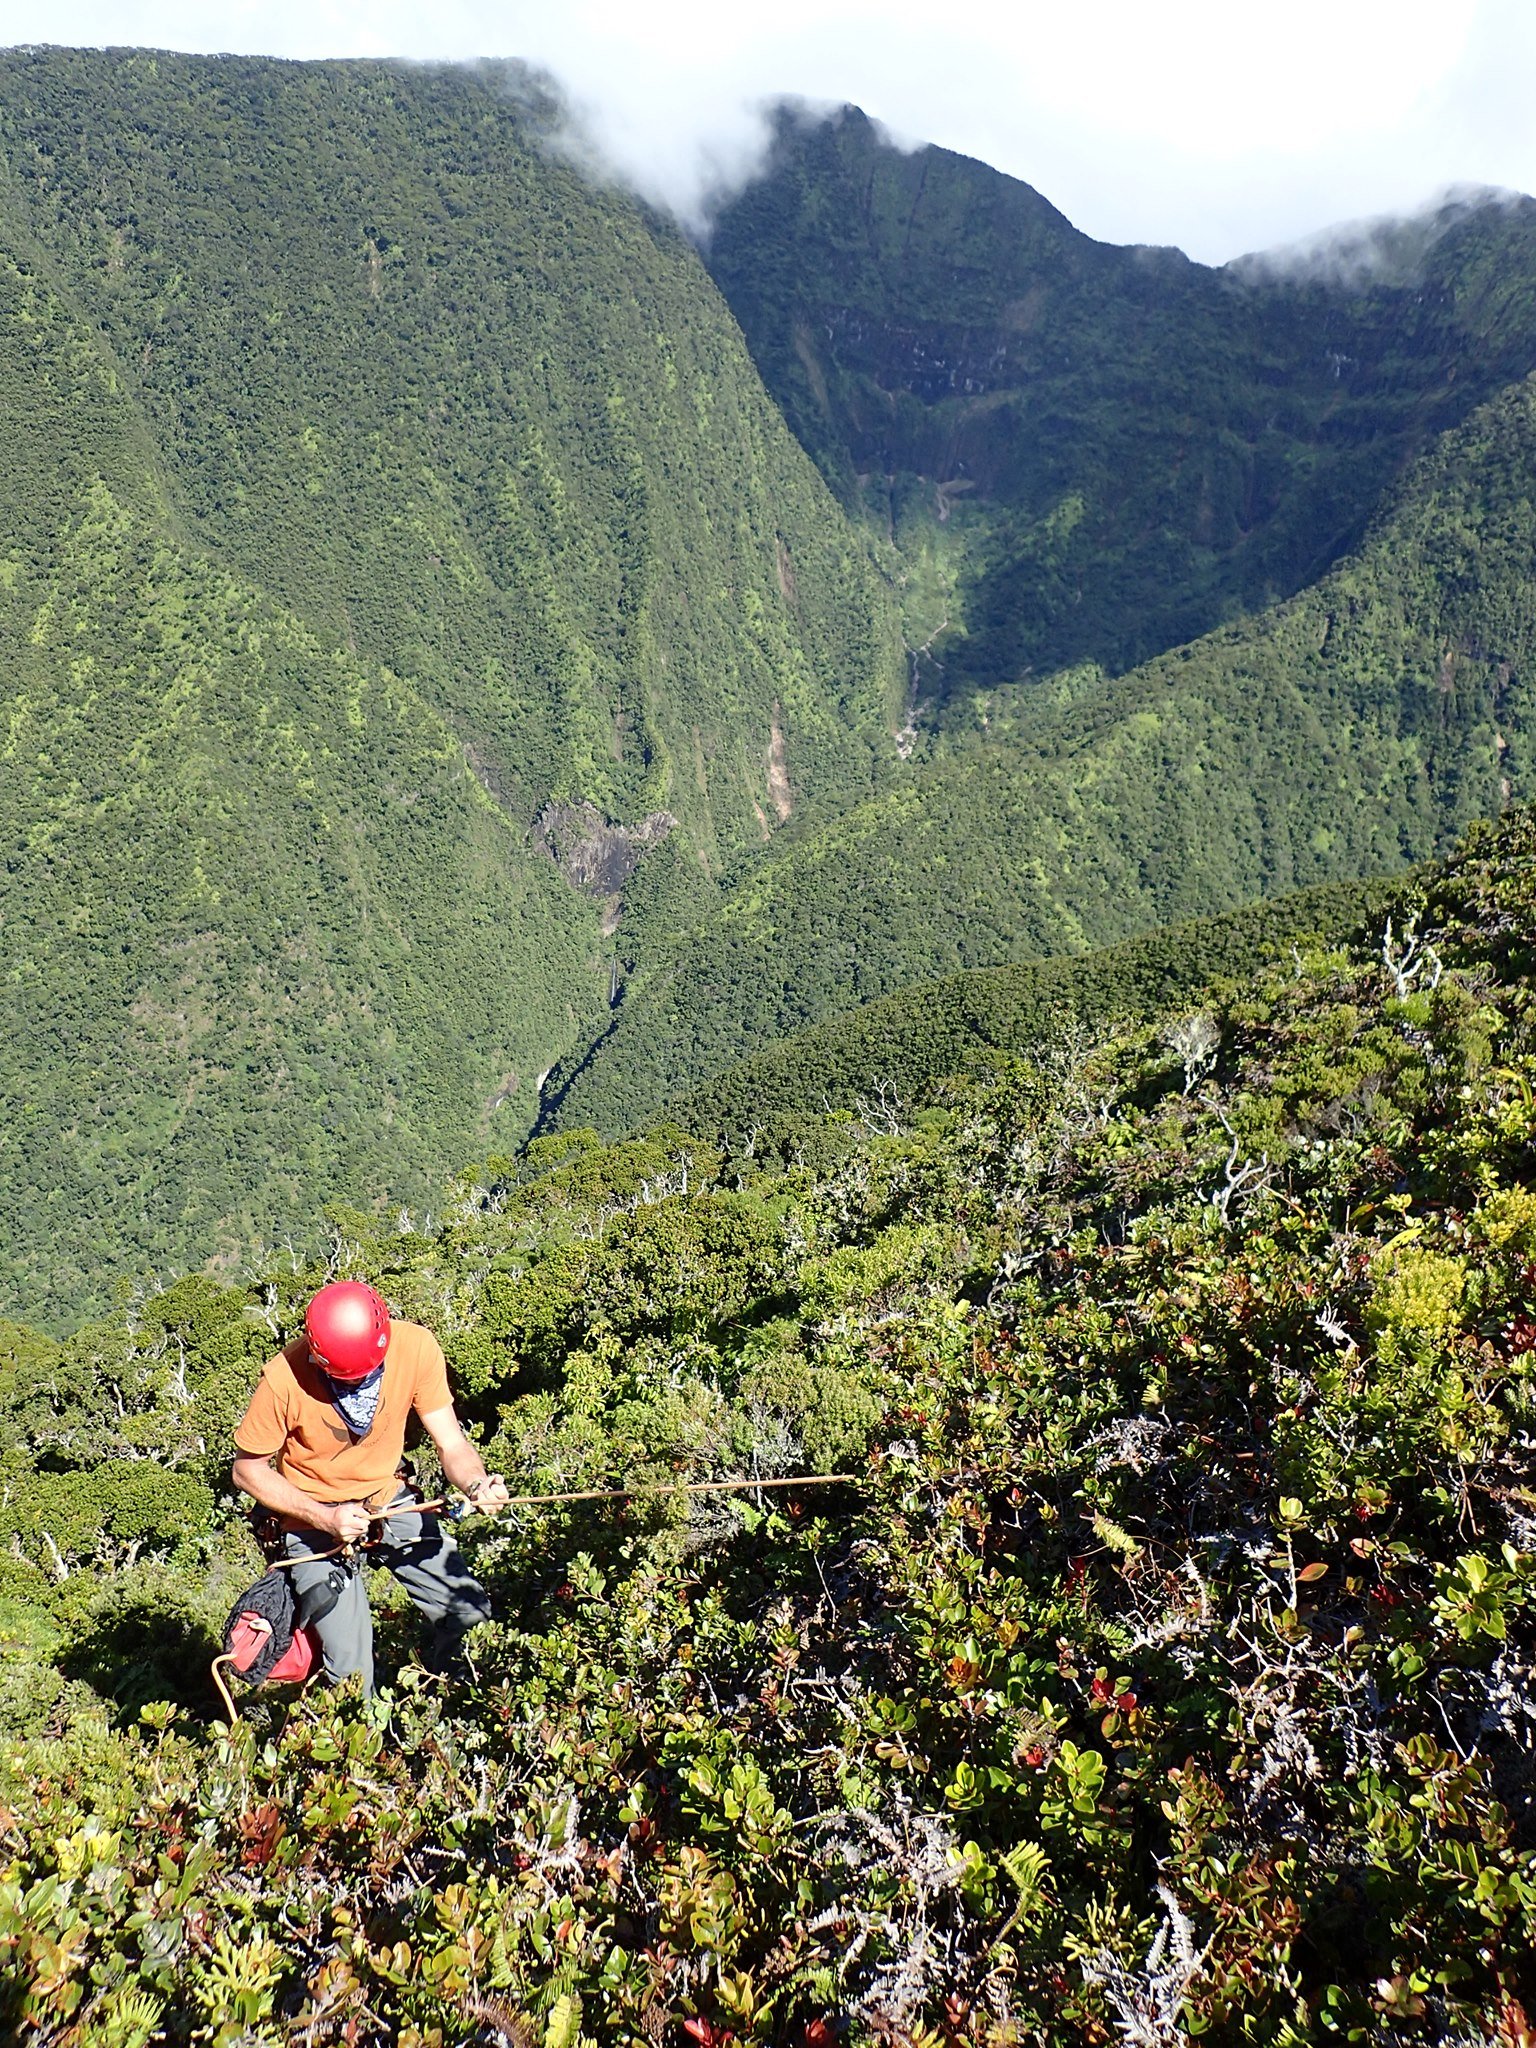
[2,0,1532,262]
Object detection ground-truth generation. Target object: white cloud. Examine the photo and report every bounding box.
[1,0,1531,261]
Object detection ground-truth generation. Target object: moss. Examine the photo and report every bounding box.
[1474,1184,1536,1255]
[1368,1243,1469,1363]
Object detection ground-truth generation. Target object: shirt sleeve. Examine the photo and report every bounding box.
[233,1361,290,1458]
[412,1331,452,1417]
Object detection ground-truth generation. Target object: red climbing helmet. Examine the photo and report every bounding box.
[304,1280,391,1381]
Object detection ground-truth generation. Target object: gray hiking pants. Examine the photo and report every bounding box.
[282,1490,492,1694]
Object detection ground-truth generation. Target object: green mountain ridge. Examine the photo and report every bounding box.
[0,49,903,1326]
[706,106,1536,701]
[0,51,903,858]
[10,50,1536,1327]
[660,871,1401,1157]
[0,237,603,1326]
[546,370,1536,1139]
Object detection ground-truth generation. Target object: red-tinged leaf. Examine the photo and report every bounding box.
[1297,1561,1329,1583]
[1494,1994,1536,2048]
[238,1801,285,1868]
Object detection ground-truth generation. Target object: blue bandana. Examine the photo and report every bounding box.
[324,1364,385,1440]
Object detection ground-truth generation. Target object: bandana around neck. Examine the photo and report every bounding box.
[323,1363,385,1440]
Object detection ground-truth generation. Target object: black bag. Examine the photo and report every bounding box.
[221,1568,302,1685]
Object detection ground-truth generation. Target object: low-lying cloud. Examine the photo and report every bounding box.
[1228,184,1531,288]
[11,0,1536,262]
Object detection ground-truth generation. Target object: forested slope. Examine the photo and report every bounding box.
[4,810,1536,2042]
[0,51,902,861]
[663,872,1397,1156]
[0,238,606,1326]
[707,106,1536,697]
[0,51,906,1327]
[547,374,1536,1138]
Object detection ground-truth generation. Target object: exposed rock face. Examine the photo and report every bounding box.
[534,801,675,929]
[766,709,793,823]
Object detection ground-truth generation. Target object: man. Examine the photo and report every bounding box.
[232,1279,509,1693]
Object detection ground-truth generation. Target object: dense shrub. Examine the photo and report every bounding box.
[4,811,1536,2041]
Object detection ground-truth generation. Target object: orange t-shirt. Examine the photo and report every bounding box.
[233,1320,453,1506]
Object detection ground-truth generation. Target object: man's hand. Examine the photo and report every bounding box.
[233,1453,362,1540]
[323,1500,373,1545]
[420,1403,512,1512]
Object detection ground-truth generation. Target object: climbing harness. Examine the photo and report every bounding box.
[211,1471,857,1721]
[212,1492,469,1720]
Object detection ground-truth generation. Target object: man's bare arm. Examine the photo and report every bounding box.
[231,1453,369,1542]
[418,1405,509,1508]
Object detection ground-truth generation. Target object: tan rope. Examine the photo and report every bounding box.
[502,1471,858,1509]
[210,1653,241,1725]
[266,1470,858,1569]
[266,1491,453,1571]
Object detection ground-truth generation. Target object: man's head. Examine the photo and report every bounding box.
[305,1281,391,1381]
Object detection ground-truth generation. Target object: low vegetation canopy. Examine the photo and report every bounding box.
[3,810,1535,2043]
